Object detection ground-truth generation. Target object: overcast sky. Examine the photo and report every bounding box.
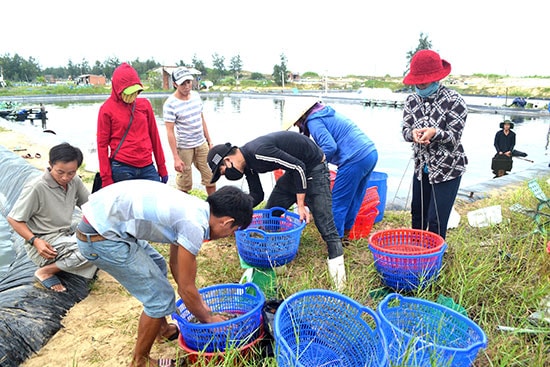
[2,0,548,78]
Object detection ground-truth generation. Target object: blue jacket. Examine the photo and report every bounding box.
[307,106,376,166]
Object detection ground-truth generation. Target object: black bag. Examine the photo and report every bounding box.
[92,172,102,193]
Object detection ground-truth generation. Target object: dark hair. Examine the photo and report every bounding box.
[206,185,253,229]
[49,142,84,167]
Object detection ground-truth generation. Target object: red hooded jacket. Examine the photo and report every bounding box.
[97,63,167,186]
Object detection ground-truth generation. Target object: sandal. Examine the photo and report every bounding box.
[21,153,32,159]
[35,153,41,158]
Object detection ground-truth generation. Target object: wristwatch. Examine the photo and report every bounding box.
[28,235,38,245]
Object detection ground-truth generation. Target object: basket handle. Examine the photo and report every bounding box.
[242,228,268,242]
[360,305,383,329]
[242,282,264,300]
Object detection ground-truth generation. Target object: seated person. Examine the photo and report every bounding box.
[7,143,97,292]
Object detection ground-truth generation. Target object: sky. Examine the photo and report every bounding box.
[2,1,548,78]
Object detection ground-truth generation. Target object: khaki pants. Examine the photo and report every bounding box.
[176,142,215,192]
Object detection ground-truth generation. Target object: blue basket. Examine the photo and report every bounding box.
[369,243,447,292]
[235,207,306,268]
[171,283,265,353]
[378,293,487,367]
[274,289,388,367]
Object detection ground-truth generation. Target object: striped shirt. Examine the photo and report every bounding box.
[163,91,206,149]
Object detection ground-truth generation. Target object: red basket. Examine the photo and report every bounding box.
[179,328,264,364]
[349,208,378,240]
[368,228,445,255]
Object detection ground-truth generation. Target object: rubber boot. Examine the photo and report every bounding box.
[327,255,346,291]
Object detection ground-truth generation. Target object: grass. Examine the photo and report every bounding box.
[157,176,550,367]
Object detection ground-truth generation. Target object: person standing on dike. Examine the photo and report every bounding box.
[163,67,215,195]
[401,49,468,239]
[96,62,168,188]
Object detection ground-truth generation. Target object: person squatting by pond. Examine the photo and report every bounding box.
[7,142,97,292]
[75,180,254,367]
[207,131,346,290]
[401,49,468,240]
[96,62,168,188]
[282,97,378,243]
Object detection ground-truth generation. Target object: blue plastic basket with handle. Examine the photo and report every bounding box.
[369,242,447,292]
[274,289,388,367]
[378,293,487,367]
[235,207,306,268]
[171,283,265,353]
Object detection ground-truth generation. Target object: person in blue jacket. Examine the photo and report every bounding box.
[282,97,378,242]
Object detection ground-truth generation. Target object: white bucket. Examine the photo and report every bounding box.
[467,205,502,227]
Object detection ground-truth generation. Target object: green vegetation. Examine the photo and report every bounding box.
[141,177,550,366]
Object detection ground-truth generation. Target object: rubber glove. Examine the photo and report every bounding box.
[161,175,169,184]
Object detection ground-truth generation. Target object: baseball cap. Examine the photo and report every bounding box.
[172,67,194,85]
[207,143,237,183]
[123,84,143,95]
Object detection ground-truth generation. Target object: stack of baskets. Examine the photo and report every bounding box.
[349,186,380,240]
[235,207,306,268]
[368,228,447,291]
[378,293,488,366]
[171,283,265,354]
[274,289,388,367]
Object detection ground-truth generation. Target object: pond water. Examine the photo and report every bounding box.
[1,93,550,275]
[3,93,550,204]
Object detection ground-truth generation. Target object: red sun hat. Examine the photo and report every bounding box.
[403,50,451,85]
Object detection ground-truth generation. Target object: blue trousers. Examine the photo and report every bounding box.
[111,160,160,183]
[411,172,461,239]
[331,150,378,237]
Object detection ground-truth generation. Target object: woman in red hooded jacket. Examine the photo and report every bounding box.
[96,62,168,188]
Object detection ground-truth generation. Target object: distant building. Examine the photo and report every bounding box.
[156,66,201,90]
[75,74,106,86]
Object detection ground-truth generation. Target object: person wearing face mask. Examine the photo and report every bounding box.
[96,62,168,188]
[207,131,347,291]
[401,49,468,239]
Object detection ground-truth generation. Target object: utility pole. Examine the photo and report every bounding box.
[281,71,285,90]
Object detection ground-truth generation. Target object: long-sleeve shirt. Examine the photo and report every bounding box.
[97,63,167,186]
[402,85,468,184]
[240,131,325,207]
[494,130,516,153]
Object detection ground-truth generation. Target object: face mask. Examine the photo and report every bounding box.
[415,82,439,98]
[224,162,244,180]
[121,91,138,104]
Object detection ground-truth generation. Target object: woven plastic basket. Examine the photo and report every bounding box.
[171,283,265,353]
[369,228,445,255]
[369,242,447,291]
[349,208,379,240]
[358,186,380,215]
[274,289,388,367]
[378,293,487,367]
[235,207,306,268]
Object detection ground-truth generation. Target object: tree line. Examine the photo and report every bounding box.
[0,52,290,86]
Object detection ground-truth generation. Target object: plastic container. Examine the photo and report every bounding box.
[358,186,380,215]
[367,171,388,223]
[369,228,446,255]
[467,205,502,227]
[274,289,388,367]
[178,328,265,364]
[349,208,378,240]
[235,207,306,268]
[171,283,265,353]
[369,243,447,291]
[378,293,487,367]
